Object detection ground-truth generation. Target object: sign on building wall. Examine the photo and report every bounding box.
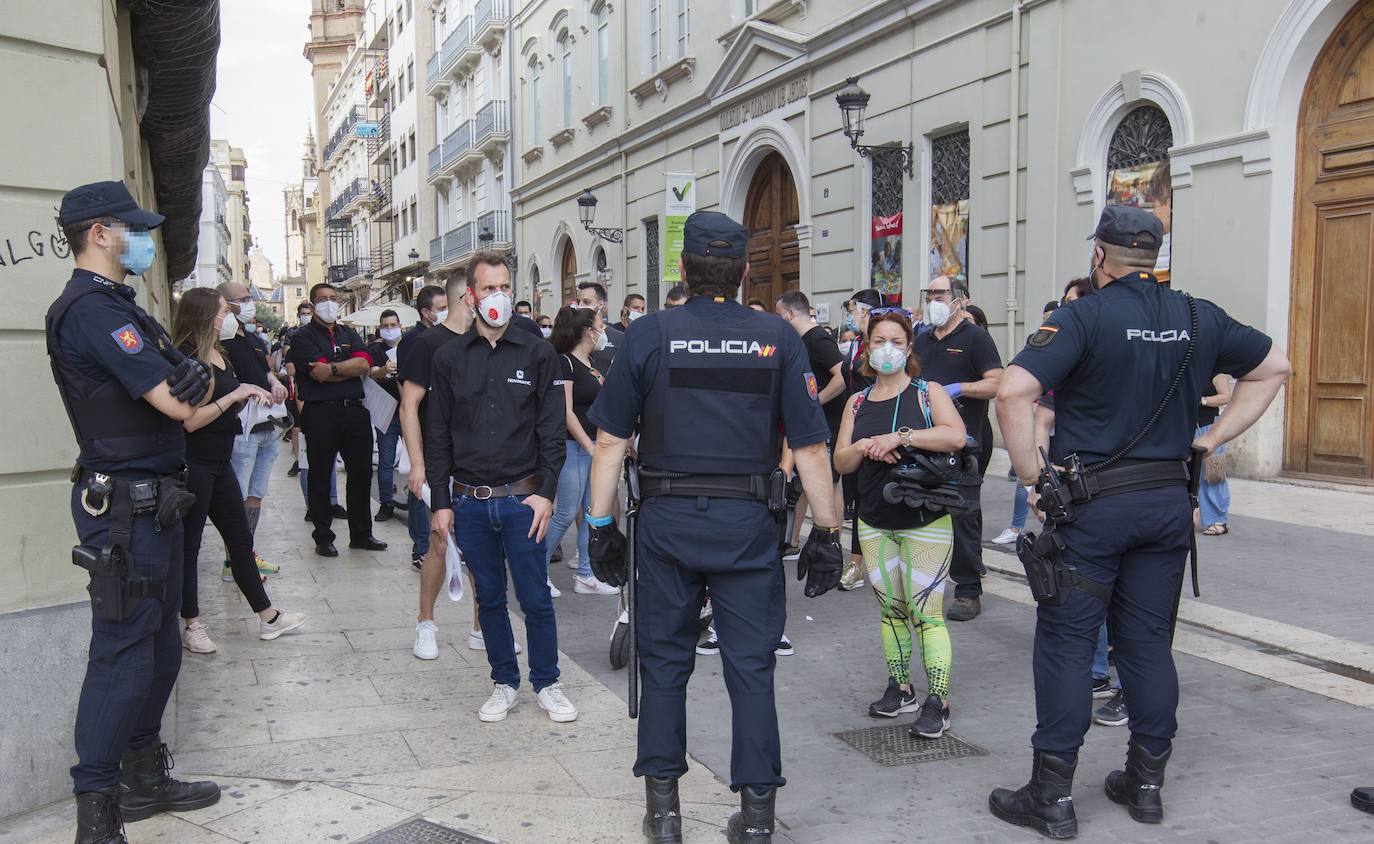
[929,130,971,287]
[871,213,903,304]
[663,172,696,285]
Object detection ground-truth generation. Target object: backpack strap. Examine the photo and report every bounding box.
[851,385,875,416]
[914,379,934,429]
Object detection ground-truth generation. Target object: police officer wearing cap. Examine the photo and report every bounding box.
[584,211,844,844]
[988,205,1291,838]
[47,182,223,843]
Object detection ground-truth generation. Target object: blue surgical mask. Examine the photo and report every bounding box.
[120,229,157,276]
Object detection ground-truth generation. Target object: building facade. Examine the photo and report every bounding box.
[509,0,1374,482]
[188,161,232,288]
[424,0,515,284]
[210,139,253,285]
[0,0,216,817]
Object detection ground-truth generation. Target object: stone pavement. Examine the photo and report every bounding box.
[4,449,1374,842]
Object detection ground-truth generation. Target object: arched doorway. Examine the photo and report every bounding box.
[1289,2,1374,479]
[560,240,577,305]
[744,151,800,305]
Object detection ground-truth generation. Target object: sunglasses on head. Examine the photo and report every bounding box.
[871,306,914,318]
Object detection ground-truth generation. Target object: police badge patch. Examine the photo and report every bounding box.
[1027,325,1058,348]
[804,372,819,401]
[111,323,144,354]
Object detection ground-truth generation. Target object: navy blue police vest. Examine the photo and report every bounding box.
[45,276,186,471]
[636,301,788,475]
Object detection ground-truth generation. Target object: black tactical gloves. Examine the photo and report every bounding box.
[796,525,844,597]
[167,357,212,404]
[588,521,629,587]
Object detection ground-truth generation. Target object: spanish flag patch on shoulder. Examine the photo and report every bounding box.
[1027,325,1058,348]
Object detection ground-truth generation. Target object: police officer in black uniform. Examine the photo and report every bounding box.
[988,205,1291,838]
[47,182,223,843]
[583,211,845,844]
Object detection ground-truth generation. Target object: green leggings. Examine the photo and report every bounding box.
[857,516,953,698]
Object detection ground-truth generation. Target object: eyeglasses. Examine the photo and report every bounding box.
[871,306,914,318]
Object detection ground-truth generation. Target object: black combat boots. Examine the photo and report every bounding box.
[988,751,1079,839]
[643,776,683,843]
[1104,740,1171,823]
[725,785,776,843]
[74,788,126,844]
[117,740,220,821]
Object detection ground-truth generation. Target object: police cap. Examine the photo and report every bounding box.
[683,211,746,259]
[1088,205,1162,250]
[59,181,166,229]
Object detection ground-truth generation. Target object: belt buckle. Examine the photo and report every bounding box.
[472,485,494,500]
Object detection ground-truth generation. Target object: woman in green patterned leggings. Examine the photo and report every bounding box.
[833,309,968,739]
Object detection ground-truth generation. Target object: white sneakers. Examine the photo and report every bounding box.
[536,683,579,722]
[548,578,562,598]
[991,528,1021,546]
[565,554,581,570]
[182,621,216,654]
[413,620,439,660]
[478,684,520,722]
[259,611,306,641]
[573,575,620,595]
[467,628,523,654]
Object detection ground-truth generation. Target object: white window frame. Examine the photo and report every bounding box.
[648,1,661,74]
[675,0,689,60]
[529,59,542,146]
[559,32,573,128]
[596,8,609,106]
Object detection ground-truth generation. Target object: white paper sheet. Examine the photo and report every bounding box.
[362,376,398,432]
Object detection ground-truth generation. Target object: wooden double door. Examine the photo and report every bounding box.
[1289,3,1374,479]
[744,152,800,306]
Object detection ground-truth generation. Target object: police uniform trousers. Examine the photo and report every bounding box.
[634,495,786,791]
[1031,485,1191,756]
[69,485,184,793]
[300,401,374,544]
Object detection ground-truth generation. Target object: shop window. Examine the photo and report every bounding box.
[929,129,970,286]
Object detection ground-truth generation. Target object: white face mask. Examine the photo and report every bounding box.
[298,314,311,326]
[218,314,238,341]
[869,343,908,375]
[379,326,402,343]
[477,291,512,327]
[922,300,952,327]
[592,328,608,352]
[430,308,448,325]
[837,340,853,356]
[314,300,340,324]
[234,301,256,323]
[540,326,552,339]
[627,309,645,322]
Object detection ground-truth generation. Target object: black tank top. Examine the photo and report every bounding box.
[185,358,243,464]
[852,380,940,530]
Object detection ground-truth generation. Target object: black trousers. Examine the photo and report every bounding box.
[950,470,987,600]
[182,459,271,619]
[301,402,374,544]
[70,486,182,793]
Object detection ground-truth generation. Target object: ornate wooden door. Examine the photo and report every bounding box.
[1289,3,1374,479]
[744,152,800,305]
[560,241,577,306]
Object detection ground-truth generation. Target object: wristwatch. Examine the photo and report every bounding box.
[897,426,914,448]
[330,363,338,376]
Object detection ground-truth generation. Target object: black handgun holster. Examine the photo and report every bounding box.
[72,474,170,621]
[1016,525,1110,607]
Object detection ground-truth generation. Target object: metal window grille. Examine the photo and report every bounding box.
[930,130,970,207]
[871,147,905,218]
[645,218,661,310]
[1107,106,1173,171]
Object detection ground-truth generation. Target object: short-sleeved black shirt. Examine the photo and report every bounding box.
[801,325,846,435]
[367,340,402,401]
[222,329,271,391]
[592,322,625,374]
[397,324,463,432]
[1012,272,1272,464]
[913,320,1003,436]
[185,359,243,463]
[285,320,372,402]
[554,352,602,441]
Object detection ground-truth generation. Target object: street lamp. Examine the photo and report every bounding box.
[577,188,624,243]
[836,76,914,179]
[478,225,493,244]
[408,247,419,264]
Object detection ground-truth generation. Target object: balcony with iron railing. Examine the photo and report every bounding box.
[453,17,482,74]
[428,120,471,183]
[473,0,508,48]
[427,145,442,180]
[473,100,510,153]
[428,17,472,93]
[477,209,511,246]
[429,235,444,267]
[367,112,391,164]
[327,257,359,286]
[326,177,368,221]
[370,177,392,220]
[438,221,474,268]
[323,106,365,164]
[425,51,442,94]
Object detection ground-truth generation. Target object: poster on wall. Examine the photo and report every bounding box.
[1106,159,1172,283]
[663,172,696,285]
[929,200,969,284]
[871,213,903,305]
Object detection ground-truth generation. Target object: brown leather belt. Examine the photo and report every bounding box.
[453,475,540,500]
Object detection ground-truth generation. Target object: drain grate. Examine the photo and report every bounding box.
[833,724,988,767]
[358,818,497,844]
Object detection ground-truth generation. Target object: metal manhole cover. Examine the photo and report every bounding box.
[359,818,496,844]
[833,724,988,767]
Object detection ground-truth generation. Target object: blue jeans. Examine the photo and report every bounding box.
[298,466,338,507]
[545,441,592,578]
[408,489,430,556]
[230,427,280,500]
[1011,482,1029,531]
[1092,622,1109,681]
[1195,423,1230,526]
[375,414,401,505]
[452,494,559,691]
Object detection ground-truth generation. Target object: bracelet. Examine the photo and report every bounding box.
[584,512,614,528]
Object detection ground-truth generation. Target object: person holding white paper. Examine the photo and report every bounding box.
[368,309,407,522]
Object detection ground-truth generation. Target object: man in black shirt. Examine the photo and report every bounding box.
[574,281,623,373]
[615,293,647,331]
[427,252,575,724]
[368,309,406,522]
[913,276,1003,621]
[396,284,448,562]
[286,283,388,557]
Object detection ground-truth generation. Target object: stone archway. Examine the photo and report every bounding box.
[742,151,800,306]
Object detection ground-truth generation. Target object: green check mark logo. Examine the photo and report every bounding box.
[671,181,692,202]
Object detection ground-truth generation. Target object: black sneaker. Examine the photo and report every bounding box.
[330,504,349,519]
[1092,676,1114,699]
[909,694,951,739]
[1094,689,1128,727]
[695,628,719,655]
[868,677,919,718]
[375,503,395,521]
[946,596,981,622]
[551,546,564,564]
[411,554,424,572]
[287,460,300,477]
[774,635,794,656]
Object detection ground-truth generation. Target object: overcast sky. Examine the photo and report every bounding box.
[210,0,316,278]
